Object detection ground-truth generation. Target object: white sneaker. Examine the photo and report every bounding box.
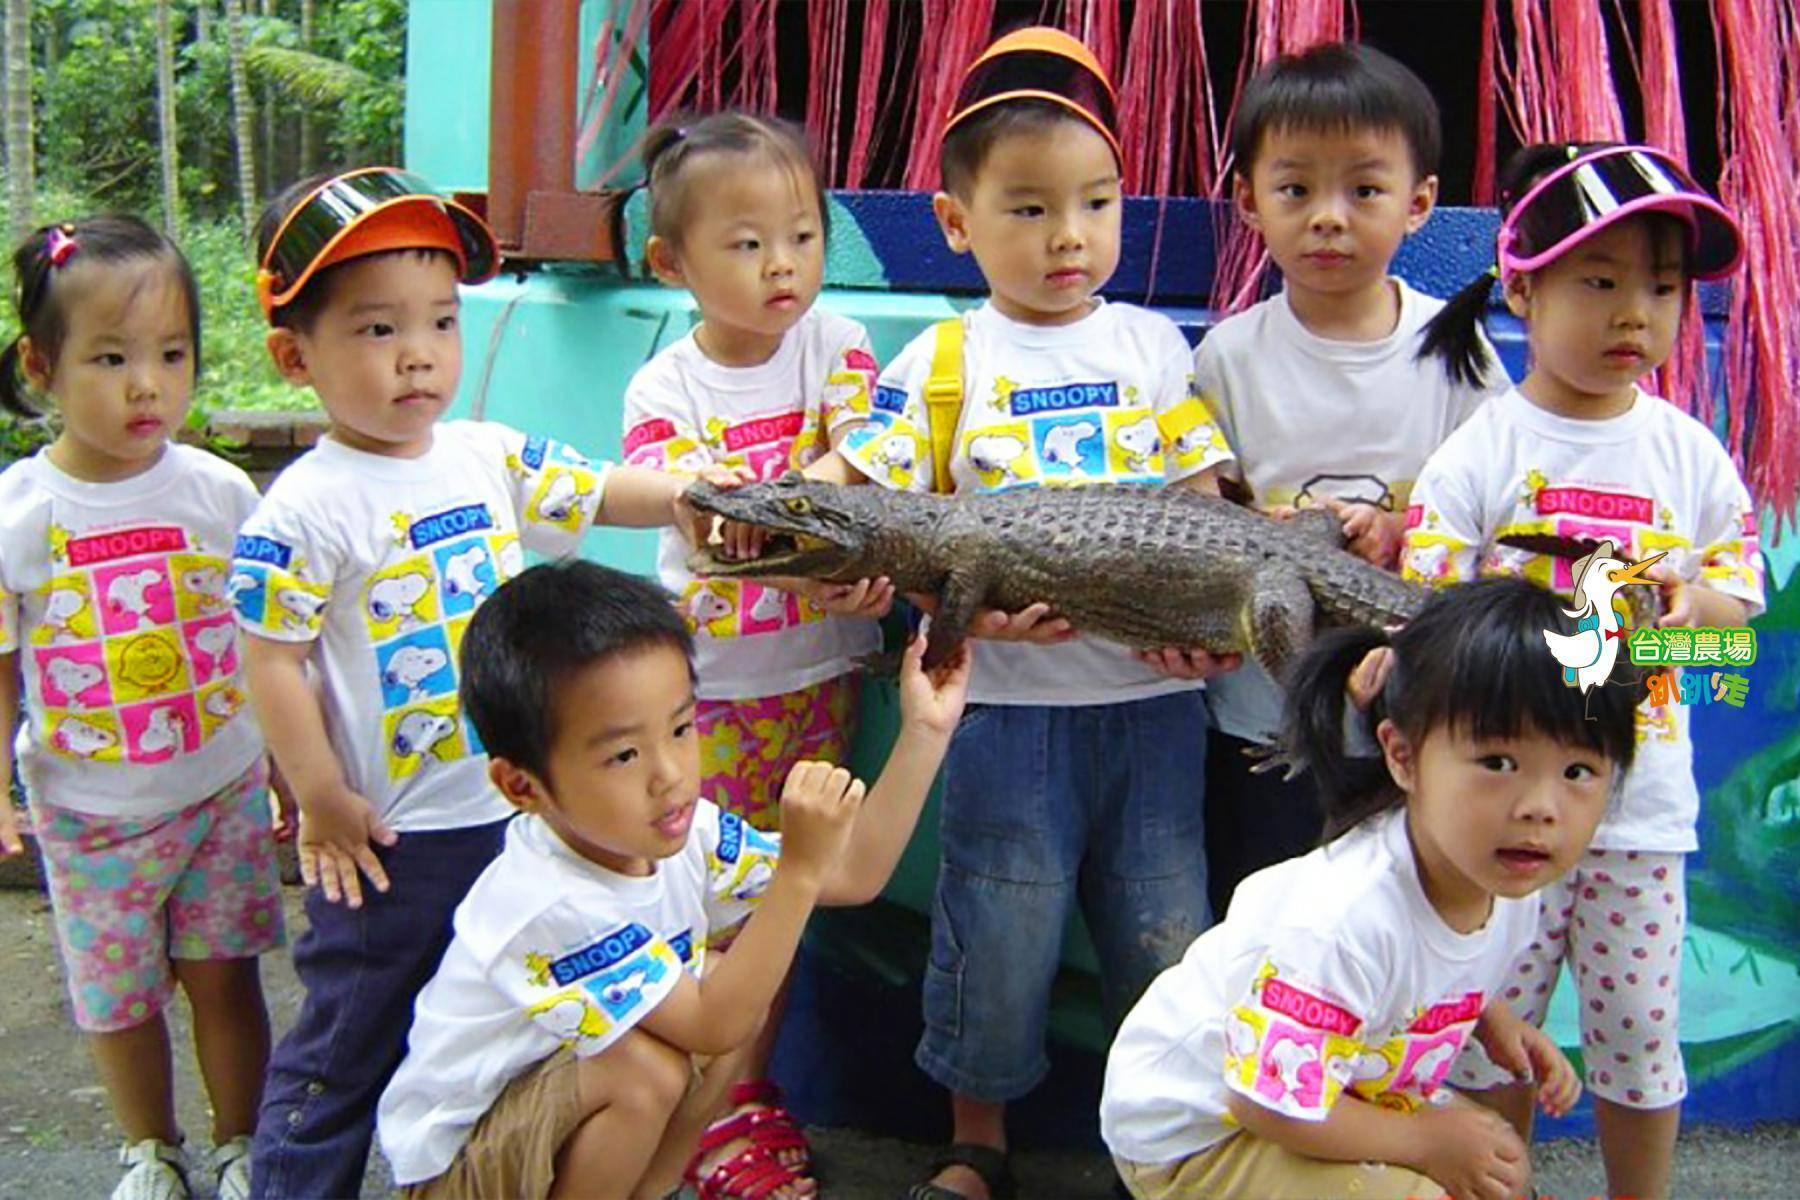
[112,1139,191,1200]
[211,1136,253,1200]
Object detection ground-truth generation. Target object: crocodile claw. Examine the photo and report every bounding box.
[1241,740,1305,782]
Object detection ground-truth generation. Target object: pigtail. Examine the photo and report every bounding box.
[1416,270,1500,390]
[1280,624,1402,842]
[0,336,40,417]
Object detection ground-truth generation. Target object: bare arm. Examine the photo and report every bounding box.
[818,637,968,904]
[241,634,395,906]
[803,447,873,485]
[1174,464,1225,496]
[0,654,20,856]
[636,868,825,1055]
[594,464,691,528]
[637,761,868,1054]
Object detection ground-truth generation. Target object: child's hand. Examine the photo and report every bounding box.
[1133,646,1243,680]
[776,761,866,887]
[968,601,1076,645]
[1476,1001,1579,1115]
[298,783,399,908]
[1415,1101,1530,1200]
[670,464,756,548]
[1646,564,1749,630]
[1322,499,1404,569]
[760,575,897,620]
[897,633,972,738]
[0,797,24,858]
[1347,646,1395,708]
[269,760,299,843]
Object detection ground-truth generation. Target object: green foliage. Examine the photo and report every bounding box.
[27,0,406,222]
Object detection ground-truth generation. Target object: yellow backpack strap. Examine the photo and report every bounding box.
[923,316,966,495]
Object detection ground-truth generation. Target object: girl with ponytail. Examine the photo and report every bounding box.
[1103,579,1641,1200]
[1406,141,1760,1199]
[1,216,283,1200]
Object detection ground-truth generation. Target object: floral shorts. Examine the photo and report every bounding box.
[31,760,286,1032]
[696,674,859,832]
[1452,847,1687,1108]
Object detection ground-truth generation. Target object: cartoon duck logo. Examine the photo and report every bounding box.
[1542,538,1664,695]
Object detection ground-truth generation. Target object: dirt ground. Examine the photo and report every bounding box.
[2,884,1796,1199]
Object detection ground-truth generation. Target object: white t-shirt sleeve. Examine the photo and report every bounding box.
[820,324,882,445]
[1221,937,1385,1124]
[471,424,609,559]
[700,805,783,937]
[1154,325,1234,484]
[1689,447,1766,617]
[839,329,934,493]
[495,901,687,1059]
[230,495,341,644]
[1401,435,1489,587]
[621,364,714,474]
[0,571,17,655]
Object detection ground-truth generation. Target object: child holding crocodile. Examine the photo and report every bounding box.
[1401,139,1762,1200]
[1189,43,1511,918]
[831,28,1237,1200]
[618,109,895,1195]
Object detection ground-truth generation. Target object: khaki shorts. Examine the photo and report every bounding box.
[1115,1133,1446,1200]
[404,1048,585,1200]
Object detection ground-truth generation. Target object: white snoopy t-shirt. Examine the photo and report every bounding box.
[0,445,265,816]
[1194,280,1508,742]
[622,307,881,699]
[840,300,1236,706]
[230,422,608,831]
[377,801,780,1185]
[1101,808,1536,1166]
[1402,387,1765,852]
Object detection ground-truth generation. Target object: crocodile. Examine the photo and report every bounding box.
[683,475,1428,677]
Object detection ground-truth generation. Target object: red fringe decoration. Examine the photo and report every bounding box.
[1712,0,1800,529]
[841,0,889,187]
[806,0,849,184]
[1210,0,1356,314]
[1473,0,1499,205]
[901,0,996,191]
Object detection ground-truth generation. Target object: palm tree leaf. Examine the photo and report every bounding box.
[244,44,378,107]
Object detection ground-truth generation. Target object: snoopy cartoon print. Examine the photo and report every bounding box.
[441,544,494,604]
[532,469,596,528]
[274,584,328,633]
[366,570,433,631]
[177,563,229,614]
[867,431,918,486]
[966,431,1031,488]
[683,583,737,638]
[39,585,92,642]
[526,990,612,1047]
[135,704,190,759]
[1111,416,1163,476]
[1038,419,1101,477]
[1255,1029,1325,1111]
[391,708,458,762]
[104,567,165,628]
[40,655,105,709]
[383,644,451,702]
[53,714,119,760]
[189,620,238,682]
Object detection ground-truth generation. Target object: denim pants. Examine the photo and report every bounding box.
[250,819,508,1199]
[915,691,1211,1102]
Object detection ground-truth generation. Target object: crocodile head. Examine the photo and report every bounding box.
[683,475,930,581]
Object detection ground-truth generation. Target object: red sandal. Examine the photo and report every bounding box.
[684,1079,814,1199]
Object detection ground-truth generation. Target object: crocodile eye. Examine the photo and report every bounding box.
[785,497,812,515]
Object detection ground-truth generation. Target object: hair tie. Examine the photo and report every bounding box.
[46,224,77,268]
[1486,262,1500,280]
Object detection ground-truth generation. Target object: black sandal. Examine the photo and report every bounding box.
[905,1142,1017,1200]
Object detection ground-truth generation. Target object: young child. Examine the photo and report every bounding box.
[232,168,716,1198]
[620,110,892,1189]
[1404,141,1762,1200]
[1102,578,1642,1200]
[1193,42,1511,918]
[376,560,970,1199]
[0,217,283,1200]
[833,28,1235,1200]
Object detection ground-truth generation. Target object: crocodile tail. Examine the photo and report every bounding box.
[1282,624,1403,843]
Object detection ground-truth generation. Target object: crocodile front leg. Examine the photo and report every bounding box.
[925,556,993,670]
[1241,560,1314,685]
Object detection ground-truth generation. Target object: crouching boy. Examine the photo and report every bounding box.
[377,559,969,1199]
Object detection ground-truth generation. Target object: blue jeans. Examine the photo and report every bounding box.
[915,691,1211,1103]
[250,819,508,1199]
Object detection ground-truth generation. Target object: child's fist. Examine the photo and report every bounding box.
[897,634,972,739]
[777,761,866,883]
